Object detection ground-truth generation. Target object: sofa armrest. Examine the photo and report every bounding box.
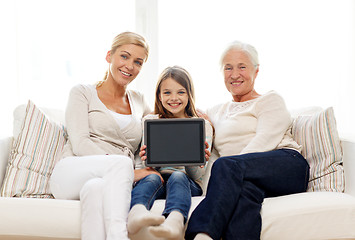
[0,136,12,187]
[342,139,355,197]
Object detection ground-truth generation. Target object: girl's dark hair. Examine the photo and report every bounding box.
[154,66,198,118]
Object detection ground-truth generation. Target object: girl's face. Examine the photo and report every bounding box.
[106,44,146,87]
[159,78,189,118]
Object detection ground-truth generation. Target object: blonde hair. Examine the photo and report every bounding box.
[98,32,149,86]
[154,66,198,118]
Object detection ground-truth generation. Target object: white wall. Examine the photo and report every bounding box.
[0,1,17,138]
[153,0,355,139]
[1,0,354,140]
[0,0,135,137]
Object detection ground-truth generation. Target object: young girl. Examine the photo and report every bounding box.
[127,66,213,240]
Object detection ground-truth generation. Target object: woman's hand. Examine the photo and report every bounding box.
[196,109,210,121]
[134,167,164,183]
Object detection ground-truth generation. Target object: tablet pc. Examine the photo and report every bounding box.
[144,118,205,167]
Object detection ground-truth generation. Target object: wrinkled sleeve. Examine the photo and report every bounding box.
[240,93,292,154]
[66,85,107,156]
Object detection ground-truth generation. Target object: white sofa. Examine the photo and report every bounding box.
[1,104,355,240]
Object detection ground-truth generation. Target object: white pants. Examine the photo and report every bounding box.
[50,155,134,240]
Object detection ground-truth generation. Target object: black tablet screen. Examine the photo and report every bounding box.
[144,119,205,166]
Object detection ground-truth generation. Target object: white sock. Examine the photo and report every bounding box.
[194,233,213,240]
[127,204,165,234]
[149,211,185,240]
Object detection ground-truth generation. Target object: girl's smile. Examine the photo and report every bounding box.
[159,78,189,118]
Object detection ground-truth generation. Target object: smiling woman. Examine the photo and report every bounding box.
[50,31,151,240]
[221,42,260,102]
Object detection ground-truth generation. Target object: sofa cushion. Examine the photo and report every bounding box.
[0,100,67,198]
[292,107,344,192]
[0,197,80,239]
[261,192,355,240]
[129,192,355,240]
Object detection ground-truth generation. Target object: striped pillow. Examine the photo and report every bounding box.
[0,100,67,198]
[292,107,344,192]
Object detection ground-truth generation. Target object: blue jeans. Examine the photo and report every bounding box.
[131,171,203,222]
[185,149,309,240]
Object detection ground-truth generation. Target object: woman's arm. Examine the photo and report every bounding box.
[66,85,107,156]
[240,92,292,154]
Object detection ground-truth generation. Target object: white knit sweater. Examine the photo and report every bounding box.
[207,91,301,157]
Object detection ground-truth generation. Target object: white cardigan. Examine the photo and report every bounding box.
[207,91,301,157]
[61,84,151,160]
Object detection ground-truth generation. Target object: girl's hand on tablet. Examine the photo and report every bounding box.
[139,145,147,161]
[199,142,211,168]
[205,141,211,161]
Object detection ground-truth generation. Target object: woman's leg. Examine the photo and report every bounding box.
[127,174,165,234]
[185,149,309,240]
[50,154,134,240]
[223,149,309,240]
[222,180,264,240]
[185,157,245,240]
[80,178,106,240]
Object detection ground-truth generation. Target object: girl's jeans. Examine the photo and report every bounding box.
[131,171,202,221]
[185,149,310,240]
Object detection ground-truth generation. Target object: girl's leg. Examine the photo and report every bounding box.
[163,171,203,220]
[131,174,165,210]
[185,149,309,240]
[127,174,165,234]
[50,154,134,240]
[150,171,203,239]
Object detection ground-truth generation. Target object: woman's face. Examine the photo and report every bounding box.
[222,49,259,102]
[159,78,189,118]
[106,44,147,87]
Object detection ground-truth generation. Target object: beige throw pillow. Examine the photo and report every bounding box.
[292,107,344,192]
[1,100,67,198]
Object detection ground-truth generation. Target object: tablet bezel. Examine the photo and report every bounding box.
[144,118,206,167]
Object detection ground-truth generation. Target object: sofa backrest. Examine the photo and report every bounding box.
[2,104,346,195]
[0,137,12,188]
